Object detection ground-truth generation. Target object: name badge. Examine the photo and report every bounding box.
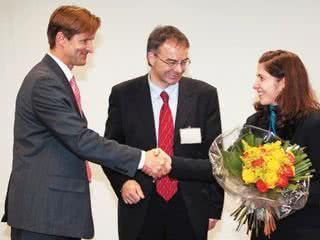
[180,128,202,144]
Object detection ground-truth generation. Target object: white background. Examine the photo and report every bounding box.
[1,0,320,239]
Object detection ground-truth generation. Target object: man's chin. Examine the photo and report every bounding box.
[75,61,86,66]
[166,77,181,85]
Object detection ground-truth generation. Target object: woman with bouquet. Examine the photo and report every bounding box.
[247,50,320,240]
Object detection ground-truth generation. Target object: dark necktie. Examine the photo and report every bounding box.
[70,77,92,182]
[156,91,178,202]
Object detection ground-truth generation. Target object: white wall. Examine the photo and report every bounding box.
[1,0,320,239]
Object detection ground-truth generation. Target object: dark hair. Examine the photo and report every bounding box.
[147,25,189,53]
[47,5,101,49]
[255,50,320,121]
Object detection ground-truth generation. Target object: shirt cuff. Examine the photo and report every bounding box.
[137,150,145,169]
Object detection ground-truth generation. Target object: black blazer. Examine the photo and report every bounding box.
[103,75,224,240]
[247,109,320,240]
[2,55,141,239]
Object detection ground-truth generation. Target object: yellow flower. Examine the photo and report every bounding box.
[240,139,299,190]
[254,168,264,179]
[264,171,279,189]
[242,168,256,184]
[241,140,250,151]
[266,157,281,172]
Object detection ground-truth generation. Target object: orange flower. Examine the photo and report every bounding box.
[280,165,295,177]
[256,180,268,193]
[252,158,265,167]
[276,175,289,188]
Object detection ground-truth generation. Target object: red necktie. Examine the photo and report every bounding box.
[70,77,92,182]
[156,91,178,202]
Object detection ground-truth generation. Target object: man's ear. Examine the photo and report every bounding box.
[55,31,66,47]
[147,51,156,67]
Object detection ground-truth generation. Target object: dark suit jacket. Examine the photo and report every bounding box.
[247,109,320,240]
[2,54,142,239]
[103,75,224,240]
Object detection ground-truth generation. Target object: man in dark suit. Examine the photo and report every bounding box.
[103,26,224,240]
[2,6,171,240]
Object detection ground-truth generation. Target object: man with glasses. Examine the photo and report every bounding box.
[102,25,224,240]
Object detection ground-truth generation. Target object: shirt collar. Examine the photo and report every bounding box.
[148,73,179,100]
[47,52,74,81]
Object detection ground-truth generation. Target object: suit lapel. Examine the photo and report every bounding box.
[174,79,194,143]
[134,76,157,148]
[43,54,84,118]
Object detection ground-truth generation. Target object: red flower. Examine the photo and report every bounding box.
[252,158,265,167]
[276,175,289,188]
[280,165,294,177]
[256,180,268,193]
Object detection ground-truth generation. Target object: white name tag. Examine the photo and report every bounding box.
[180,128,202,144]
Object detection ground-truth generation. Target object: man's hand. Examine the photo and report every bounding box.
[121,180,145,204]
[143,148,171,178]
[208,218,218,231]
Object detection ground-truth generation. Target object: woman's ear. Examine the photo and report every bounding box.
[279,77,286,91]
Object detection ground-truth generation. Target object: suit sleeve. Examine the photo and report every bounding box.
[172,87,224,219]
[102,86,132,197]
[302,115,320,206]
[31,76,141,177]
[171,156,213,182]
[204,88,224,219]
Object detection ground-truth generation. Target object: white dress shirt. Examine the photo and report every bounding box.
[148,74,179,145]
[48,52,73,81]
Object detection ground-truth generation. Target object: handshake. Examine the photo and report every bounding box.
[142,148,172,178]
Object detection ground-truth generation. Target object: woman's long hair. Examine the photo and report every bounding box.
[254,50,320,122]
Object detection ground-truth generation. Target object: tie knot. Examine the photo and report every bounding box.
[160,91,169,104]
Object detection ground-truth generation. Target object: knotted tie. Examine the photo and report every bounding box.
[70,77,92,182]
[156,91,178,202]
[269,105,277,134]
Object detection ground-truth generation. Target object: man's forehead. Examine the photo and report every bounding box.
[161,38,188,49]
[73,32,96,39]
[158,40,189,55]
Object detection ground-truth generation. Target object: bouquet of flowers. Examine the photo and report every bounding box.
[209,125,314,237]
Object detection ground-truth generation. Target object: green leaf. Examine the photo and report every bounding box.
[283,141,290,149]
[286,184,298,191]
[222,150,242,177]
[243,132,255,146]
[254,137,264,146]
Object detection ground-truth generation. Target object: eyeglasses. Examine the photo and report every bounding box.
[155,54,191,68]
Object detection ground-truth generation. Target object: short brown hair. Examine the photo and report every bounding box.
[255,50,320,120]
[47,5,101,49]
[147,25,190,53]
